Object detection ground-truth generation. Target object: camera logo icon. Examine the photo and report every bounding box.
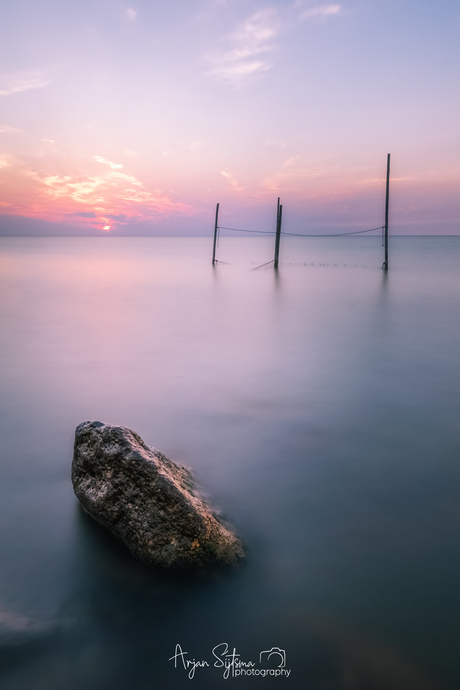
[259,647,286,668]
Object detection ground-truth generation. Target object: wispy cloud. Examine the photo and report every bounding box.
[298,4,341,20]
[0,124,21,133]
[93,155,124,170]
[22,161,192,227]
[283,156,299,168]
[205,8,278,85]
[125,7,137,22]
[0,155,12,169]
[220,169,243,190]
[0,71,50,97]
[205,4,340,85]
[40,171,150,205]
[261,157,334,193]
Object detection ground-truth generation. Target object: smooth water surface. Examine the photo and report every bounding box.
[1,236,460,689]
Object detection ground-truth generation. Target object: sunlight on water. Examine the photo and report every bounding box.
[1,236,460,689]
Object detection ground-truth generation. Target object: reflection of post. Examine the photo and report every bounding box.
[274,198,282,269]
[383,154,390,270]
[212,203,219,265]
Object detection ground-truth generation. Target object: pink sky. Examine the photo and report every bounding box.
[0,1,459,235]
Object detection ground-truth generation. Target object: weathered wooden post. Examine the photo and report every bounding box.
[383,154,390,270]
[212,202,219,265]
[274,198,282,269]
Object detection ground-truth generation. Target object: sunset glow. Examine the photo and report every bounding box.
[0,1,459,235]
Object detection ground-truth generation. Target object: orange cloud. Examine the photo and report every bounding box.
[0,155,193,229]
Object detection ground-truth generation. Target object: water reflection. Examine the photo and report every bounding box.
[1,237,460,689]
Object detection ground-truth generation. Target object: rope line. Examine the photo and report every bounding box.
[218,226,276,235]
[218,225,385,238]
[279,226,384,237]
[250,259,275,271]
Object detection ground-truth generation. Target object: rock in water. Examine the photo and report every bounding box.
[72,421,244,569]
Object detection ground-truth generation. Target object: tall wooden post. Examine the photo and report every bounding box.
[274,198,282,269]
[212,202,219,265]
[383,154,390,270]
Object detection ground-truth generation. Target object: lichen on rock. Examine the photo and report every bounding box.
[71,421,244,569]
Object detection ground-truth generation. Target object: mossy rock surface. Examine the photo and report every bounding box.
[72,421,244,569]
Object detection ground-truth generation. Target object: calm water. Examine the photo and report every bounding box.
[1,235,460,690]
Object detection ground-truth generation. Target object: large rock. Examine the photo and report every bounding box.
[72,421,244,569]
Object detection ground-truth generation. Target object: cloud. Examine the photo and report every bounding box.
[205,8,278,84]
[189,141,203,151]
[0,155,12,169]
[261,158,333,193]
[299,4,341,20]
[106,214,131,221]
[0,124,21,133]
[125,7,137,22]
[220,169,242,190]
[23,161,192,224]
[205,4,340,85]
[65,211,97,218]
[93,155,124,169]
[0,71,50,97]
[40,172,145,205]
[283,156,299,168]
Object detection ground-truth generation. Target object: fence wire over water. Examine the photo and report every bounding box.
[213,223,386,269]
[213,156,391,269]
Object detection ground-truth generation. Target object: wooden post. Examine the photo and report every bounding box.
[383,154,390,270]
[274,198,282,269]
[212,202,219,265]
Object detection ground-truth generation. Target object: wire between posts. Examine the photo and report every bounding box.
[218,226,276,235]
[280,226,385,237]
[250,259,275,270]
[217,225,385,238]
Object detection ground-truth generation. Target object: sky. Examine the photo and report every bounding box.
[0,0,459,236]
